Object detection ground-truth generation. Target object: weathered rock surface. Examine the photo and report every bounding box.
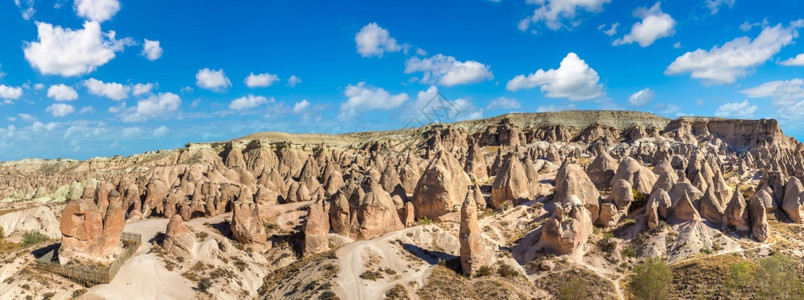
[459,190,488,276]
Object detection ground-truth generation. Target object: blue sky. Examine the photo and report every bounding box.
[1,0,803,161]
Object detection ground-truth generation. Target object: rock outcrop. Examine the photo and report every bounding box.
[230,200,267,245]
[539,196,593,255]
[459,191,488,276]
[412,151,470,221]
[60,189,126,260]
[303,199,330,256]
[162,214,196,259]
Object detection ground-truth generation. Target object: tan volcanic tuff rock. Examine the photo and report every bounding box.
[460,190,489,276]
[490,154,531,210]
[699,187,724,226]
[783,177,804,223]
[403,201,416,227]
[464,141,488,180]
[671,192,700,223]
[611,179,634,211]
[60,191,126,261]
[610,156,657,196]
[230,200,267,245]
[722,190,750,232]
[554,161,600,221]
[471,184,486,210]
[586,150,619,189]
[354,177,405,239]
[303,198,330,256]
[412,151,471,221]
[162,214,196,259]
[539,196,593,255]
[749,192,770,242]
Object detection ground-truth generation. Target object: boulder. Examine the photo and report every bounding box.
[586,151,618,189]
[539,199,593,255]
[230,200,267,245]
[609,157,657,195]
[162,214,196,259]
[490,154,532,209]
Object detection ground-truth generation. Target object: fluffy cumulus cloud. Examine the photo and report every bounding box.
[404,54,493,87]
[628,88,655,106]
[32,121,58,134]
[121,127,143,138]
[83,78,129,100]
[74,0,121,22]
[153,126,169,137]
[0,85,23,102]
[405,86,482,122]
[741,79,804,120]
[229,95,269,111]
[613,2,675,47]
[486,97,522,110]
[338,82,409,120]
[705,0,734,14]
[666,23,799,84]
[47,84,78,101]
[121,92,181,122]
[46,103,75,117]
[245,73,280,88]
[23,21,132,77]
[132,83,154,96]
[355,23,403,57]
[195,68,231,91]
[519,0,611,32]
[715,100,758,118]
[287,75,302,87]
[293,99,311,114]
[141,39,163,61]
[506,52,604,101]
[780,53,804,66]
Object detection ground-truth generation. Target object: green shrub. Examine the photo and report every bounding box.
[726,261,754,291]
[629,256,672,300]
[359,270,384,281]
[621,244,637,258]
[197,278,213,293]
[597,236,616,255]
[632,189,648,205]
[417,217,433,225]
[497,263,518,278]
[0,226,4,239]
[22,231,48,247]
[754,254,804,299]
[475,265,493,277]
[558,272,590,300]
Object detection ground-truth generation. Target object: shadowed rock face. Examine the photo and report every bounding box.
[303,199,330,256]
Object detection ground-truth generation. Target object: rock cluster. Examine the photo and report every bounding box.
[59,184,125,261]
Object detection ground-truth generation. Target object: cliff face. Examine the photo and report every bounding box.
[665,117,796,153]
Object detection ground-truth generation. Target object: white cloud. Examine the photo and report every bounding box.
[132,83,154,96]
[245,73,279,88]
[673,42,682,49]
[665,23,799,84]
[195,68,231,91]
[537,103,577,112]
[18,113,36,122]
[74,0,120,22]
[79,106,94,114]
[705,0,734,14]
[293,99,311,114]
[46,103,75,117]
[506,52,604,101]
[121,127,143,138]
[628,88,655,106]
[32,121,57,134]
[406,86,482,122]
[715,100,757,118]
[519,0,611,32]
[741,79,804,120]
[47,84,78,101]
[338,82,409,120]
[153,126,169,137]
[121,92,181,122]
[14,0,35,20]
[33,83,44,90]
[355,23,403,57]
[613,2,675,47]
[0,85,23,101]
[83,78,129,100]
[287,75,302,87]
[598,23,619,36]
[404,54,493,87]
[486,97,522,110]
[141,39,162,61]
[654,103,682,116]
[229,95,269,111]
[23,21,132,77]
[780,53,804,66]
